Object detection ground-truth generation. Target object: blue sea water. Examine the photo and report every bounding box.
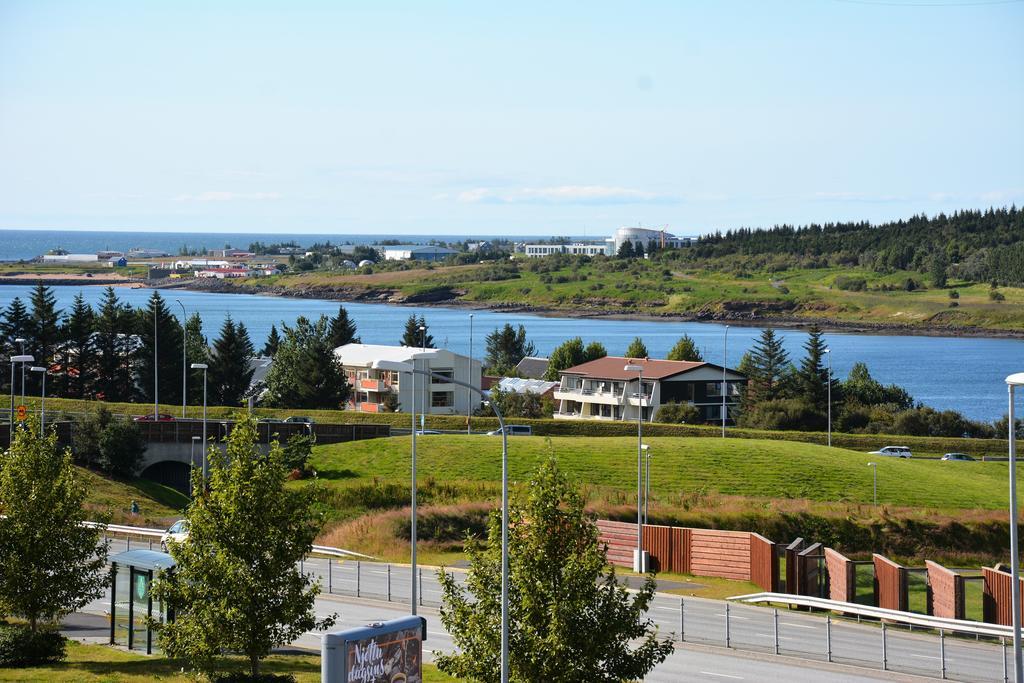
[0,283,1020,423]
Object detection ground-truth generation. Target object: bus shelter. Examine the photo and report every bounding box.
[108,549,175,654]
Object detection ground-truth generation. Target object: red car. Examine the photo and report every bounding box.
[133,413,176,422]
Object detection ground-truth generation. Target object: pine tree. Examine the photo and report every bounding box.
[745,328,793,403]
[184,313,208,404]
[400,315,434,348]
[797,325,830,407]
[666,334,703,362]
[617,240,634,258]
[61,294,96,399]
[94,288,134,403]
[484,323,537,374]
[327,305,360,348]
[264,315,351,409]
[930,251,949,288]
[625,336,649,359]
[262,324,281,357]
[437,457,673,681]
[208,317,256,406]
[135,291,184,406]
[0,297,30,394]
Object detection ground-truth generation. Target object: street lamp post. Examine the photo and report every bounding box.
[9,354,33,442]
[176,300,187,419]
[467,313,474,435]
[190,435,201,477]
[825,348,832,447]
[29,366,46,433]
[867,462,877,506]
[625,362,648,573]
[191,363,208,478]
[722,325,729,438]
[15,338,27,406]
[372,358,509,683]
[643,444,651,525]
[1005,372,1024,683]
[154,303,159,421]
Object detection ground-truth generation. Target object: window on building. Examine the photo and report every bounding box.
[432,369,454,384]
[431,391,453,408]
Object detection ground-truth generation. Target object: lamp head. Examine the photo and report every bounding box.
[29,366,45,373]
[11,354,34,363]
[624,364,643,373]
[1007,373,1024,387]
[190,363,208,370]
[867,462,876,467]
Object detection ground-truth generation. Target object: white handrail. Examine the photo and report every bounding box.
[729,591,1016,639]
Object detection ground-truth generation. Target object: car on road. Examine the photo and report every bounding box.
[415,429,442,435]
[160,519,189,552]
[487,425,533,437]
[285,416,315,425]
[941,452,975,462]
[869,446,912,458]
[134,413,176,422]
[258,417,285,423]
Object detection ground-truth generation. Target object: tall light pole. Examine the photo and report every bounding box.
[29,366,46,433]
[467,313,474,435]
[867,462,877,506]
[722,325,729,438]
[153,301,159,421]
[176,300,187,419]
[191,363,208,478]
[190,435,201,476]
[15,338,26,406]
[9,354,33,442]
[642,444,651,525]
[418,325,427,433]
[625,362,647,573]
[824,348,832,447]
[373,359,509,683]
[1005,372,1024,683]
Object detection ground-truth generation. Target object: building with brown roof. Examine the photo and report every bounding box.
[553,356,746,423]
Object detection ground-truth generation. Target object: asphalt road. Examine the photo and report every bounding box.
[100,537,1008,682]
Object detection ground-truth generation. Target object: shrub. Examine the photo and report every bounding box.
[948,290,959,299]
[990,289,1006,301]
[98,420,147,476]
[655,402,702,424]
[737,398,826,432]
[0,623,66,666]
[212,674,296,683]
[834,275,867,292]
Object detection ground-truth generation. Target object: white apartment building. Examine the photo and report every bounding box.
[334,343,482,415]
[520,243,608,258]
[553,356,746,423]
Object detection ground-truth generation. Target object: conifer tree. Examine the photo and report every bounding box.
[184,313,208,404]
[583,340,607,362]
[264,315,350,409]
[484,323,536,374]
[797,325,830,407]
[61,294,96,399]
[616,239,634,258]
[94,288,134,402]
[625,336,649,359]
[208,317,255,406]
[23,284,61,397]
[400,315,434,348]
[0,297,30,394]
[136,291,184,405]
[262,324,281,357]
[745,328,793,403]
[666,334,703,362]
[327,305,360,348]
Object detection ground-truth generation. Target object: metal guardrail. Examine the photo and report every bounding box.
[730,591,1017,639]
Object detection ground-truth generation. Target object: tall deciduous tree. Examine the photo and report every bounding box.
[583,341,607,362]
[544,337,606,381]
[136,291,184,405]
[625,336,649,359]
[94,288,135,403]
[484,323,537,375]
[61,294,96,399]
[666,334,703,362]
[327,305,360,348]
[929,250,949,288]
[437,457,673,682]
[263,315,350,409]
[155,415,335,678]
[400,315,434,348]
[208,317,255,406]
[0,419,109,633]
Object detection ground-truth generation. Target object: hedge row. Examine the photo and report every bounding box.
[36,397,1008,456]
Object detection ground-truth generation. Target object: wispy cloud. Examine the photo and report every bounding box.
[173,191,282,202]
[454,185,678,205]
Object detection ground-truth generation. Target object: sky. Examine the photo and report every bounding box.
[0,0,1022,237]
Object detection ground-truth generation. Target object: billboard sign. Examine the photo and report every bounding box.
[322,615,426,683]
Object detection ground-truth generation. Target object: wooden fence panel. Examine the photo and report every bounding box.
[982,566,1024,625]
[690,529,751,581]
[750,534,778,591]
[785,538,805,594]
[825,548,856,603]
[873,554,908,611]
[642,525,672,573]
[597,520,638,568]
[926,560,964,620]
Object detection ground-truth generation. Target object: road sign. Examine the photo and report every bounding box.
[15,405,26,421]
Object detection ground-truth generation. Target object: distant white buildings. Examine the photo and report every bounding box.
[383,245,459,262]
[334,343,482,415]
[42,253,100,263]
[521,243,607,258]
[518,226,697,258]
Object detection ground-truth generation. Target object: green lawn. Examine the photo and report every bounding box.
[312,434,1019,511]
[0,640,458,682]
[77,467,187,526]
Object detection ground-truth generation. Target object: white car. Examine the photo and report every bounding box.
[160,520,189,552]
[486,425,533,437]
[869,446,912,459]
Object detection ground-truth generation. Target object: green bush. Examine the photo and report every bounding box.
[655,402,702,424]
[212,674,296,683]
[0,623,66,666]
[834,275,867,291]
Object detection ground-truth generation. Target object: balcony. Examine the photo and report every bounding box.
[358,378,390,392]
[358,402,383,413]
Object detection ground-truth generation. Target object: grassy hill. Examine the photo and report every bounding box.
[312,434,1014,511]
[77,467,188,526]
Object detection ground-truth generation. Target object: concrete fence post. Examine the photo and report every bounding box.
[679,598,685,642]
[387,563,391,602]
[328,559,333,594]
[826,613,832,663]
[725,602,731,648]
[126,536,130,552]
[773,608,779,655]
[419,568,423,607]
[356,561,361,598]
[939,629,946,679]
[882,622,888,671]
[1003,637,1008,683]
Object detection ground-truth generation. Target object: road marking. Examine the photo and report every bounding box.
[699,672,743,680]
[655,606,678,611]
[754,633,794,641]
[780,622,815,629]
[715,614,749,620]
[911,654,941,660]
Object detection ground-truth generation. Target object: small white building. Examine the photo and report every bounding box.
[382,245,459,262]
[334,343,482,415]
[42,253,100,263]
[520,243,607,258]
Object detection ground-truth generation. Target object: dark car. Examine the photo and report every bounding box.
[284,416,315,425]
[133,413,175,422]
[941,452,975,462]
